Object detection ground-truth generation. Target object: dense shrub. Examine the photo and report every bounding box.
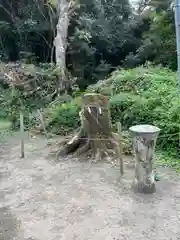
[0,62,71,129]
[46,97,81,135]
[97,66,180,148]
[47,66,180,149]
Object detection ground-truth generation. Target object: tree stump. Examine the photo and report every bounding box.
[129,124,160,193]
[58,93,123,167]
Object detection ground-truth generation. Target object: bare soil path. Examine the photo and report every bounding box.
[0,134,180,240]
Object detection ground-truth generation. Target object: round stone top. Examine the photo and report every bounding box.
[129,124,160,134]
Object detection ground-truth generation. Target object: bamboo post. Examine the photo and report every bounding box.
[117,122,124,175]
[20,111,25,158]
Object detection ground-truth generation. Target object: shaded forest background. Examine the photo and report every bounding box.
[0,0,175,88]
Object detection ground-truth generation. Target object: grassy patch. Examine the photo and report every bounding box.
[156,149,180,172]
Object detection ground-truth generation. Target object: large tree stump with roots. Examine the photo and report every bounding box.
[129,124,160,194]
[58,93,123,169]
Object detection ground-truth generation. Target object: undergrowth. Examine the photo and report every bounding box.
[46,65,180,146]
[0,64,179,168]
[46,97,81,135]
[43,65,180,168]
[156,149,180,172]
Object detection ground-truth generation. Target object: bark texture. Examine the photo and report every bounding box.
[58,93,123,166]
[54,0,70,68]
[54,0,71,91]
[130,125,160,193]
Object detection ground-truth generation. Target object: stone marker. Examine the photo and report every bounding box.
[129,124,160,193]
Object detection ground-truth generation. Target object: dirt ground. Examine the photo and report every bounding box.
[0,134,180,240]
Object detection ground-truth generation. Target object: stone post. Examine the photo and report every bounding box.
[129,124,160,193]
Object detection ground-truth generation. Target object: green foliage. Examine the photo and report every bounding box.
[46,65,180,150]
[0,0,177,88]
[144,11,176,70]
[0,0,55,62]
[126,9,176,70]
[3,63,176,152]
[156,148,180,172]
[0,62,67,129]
[46,98,81,135]
[68,0,142,87]
[0,0,176,88]
[89,66,180,149]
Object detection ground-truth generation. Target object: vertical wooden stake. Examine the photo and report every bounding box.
[37,109,48,138]
[117,122,124,175]
[27,113,30,139]
[20,111,25,158]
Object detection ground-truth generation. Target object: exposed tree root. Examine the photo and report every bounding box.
[56,127,85,157]
[56,130,122,163]
[73,140,90,157]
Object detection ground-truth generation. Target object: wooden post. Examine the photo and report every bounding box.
[129,124,160,194]
[117,122,124,175]
[37,109,48,138]
[20,111,25,158]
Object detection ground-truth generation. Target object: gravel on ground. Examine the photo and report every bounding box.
[0,134,180,240]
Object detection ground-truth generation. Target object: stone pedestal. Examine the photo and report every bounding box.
[129,125,160,194]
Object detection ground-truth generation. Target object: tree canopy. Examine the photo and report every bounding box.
[0,0,176,87]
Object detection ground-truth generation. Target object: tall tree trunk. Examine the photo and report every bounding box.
[54,0,70,91]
